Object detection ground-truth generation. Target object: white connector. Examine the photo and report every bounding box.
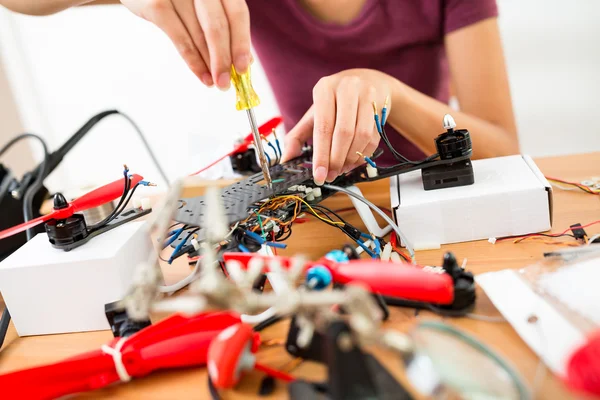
[381,243,393,261]
[305,188,315,201]
[366,164,378,178]
[313,187,322,198]
[141,197,152,211]
[132,197,142,209]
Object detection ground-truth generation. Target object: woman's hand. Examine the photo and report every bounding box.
[121,0,251,89]
[281,69,392,186]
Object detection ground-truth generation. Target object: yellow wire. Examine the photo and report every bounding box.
[272,195,344,226]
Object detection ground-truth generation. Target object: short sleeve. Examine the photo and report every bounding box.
[444,0,499,35]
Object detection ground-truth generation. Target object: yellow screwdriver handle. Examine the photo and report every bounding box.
[230,65,260,111]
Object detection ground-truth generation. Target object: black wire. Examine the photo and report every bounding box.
[0,133,50,350]
[104,183,141,226]
[377,125,439,167]
[207,375,221,400]
[310,204,348,224]
[88,173,130,231]
[276,226,293,241]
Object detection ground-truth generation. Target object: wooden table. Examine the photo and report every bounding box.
[1,152,599,399]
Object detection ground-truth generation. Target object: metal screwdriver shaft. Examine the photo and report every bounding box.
[231,65,272,188]
[246,108,272,187]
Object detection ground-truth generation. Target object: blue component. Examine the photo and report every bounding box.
[245,230,266,244]
[374,114,382,134]
[238,244,250,253]
[364,157,377,168]
[373,238,381,259]
[275,138,282,158]
[325,249,349,263]
[265,151,272,166]
[356,239,376,258]
[163,227,184,249]
[267,142,279,163]
[381,107,388,126]
[266,241,287,249]
[306,266,332,290]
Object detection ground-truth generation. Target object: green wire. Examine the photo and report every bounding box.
[254,210,266,239]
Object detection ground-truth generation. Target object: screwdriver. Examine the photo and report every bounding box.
[230,65,273,188]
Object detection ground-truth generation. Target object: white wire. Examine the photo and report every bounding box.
[323,184,416,263]
[587,234,600,246]
[159,257,202,293]
[241,307,277,324]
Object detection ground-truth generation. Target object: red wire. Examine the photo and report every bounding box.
[497,219,600,242]
[254,362,295,382]
[189,148,238,176]
[271,232,278,256]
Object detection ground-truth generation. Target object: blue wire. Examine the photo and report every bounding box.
[267,142,279,163]
[356,239,376,258]
[373,238,381,259]
[265,151,272,166]
[238,244,250,253]
[374,114,382,134]
[275,138,282,159]
[381,107,388,127]
[266,241,287,249]
[245,230,265,245]
[364,156,377,168]
[163,227,184,249]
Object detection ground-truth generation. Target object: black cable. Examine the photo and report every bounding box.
[0,133,50,350]
[377,125,439,167]
[276,226,293,242]
[108,183,141,222]
[88,173,130,231]
[40,110,170,187]
[253,315,284,332]
[207,375,222,400]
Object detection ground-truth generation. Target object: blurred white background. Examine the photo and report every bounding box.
[0,0,599,193]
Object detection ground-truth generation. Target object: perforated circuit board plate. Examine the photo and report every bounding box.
[175,154,317,227]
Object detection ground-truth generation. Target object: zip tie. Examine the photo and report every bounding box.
[101,338,131,382]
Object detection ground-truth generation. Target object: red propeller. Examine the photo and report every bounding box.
[0,174,143,240]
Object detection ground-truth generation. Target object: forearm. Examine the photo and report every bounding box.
[388,79,519,159]
[0,0,101,15]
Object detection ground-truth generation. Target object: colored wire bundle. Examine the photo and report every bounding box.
[545,176,600,195]
[322,184,416,263]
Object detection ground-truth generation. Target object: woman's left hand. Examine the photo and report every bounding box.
[281,69,393,186]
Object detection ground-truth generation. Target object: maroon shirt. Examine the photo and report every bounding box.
[247,0,498,165]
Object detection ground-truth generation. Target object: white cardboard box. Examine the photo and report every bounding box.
[390,155,553,249]
[0,221,151,336]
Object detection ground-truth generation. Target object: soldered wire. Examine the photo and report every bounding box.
[546,176,600,195]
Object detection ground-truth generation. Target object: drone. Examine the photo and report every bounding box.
[162,113,474,270]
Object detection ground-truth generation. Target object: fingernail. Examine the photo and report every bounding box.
[201,73,213,87]
[217,72,230,90]
[314,166,327,186]
[326,170,339,183]
[235,54,251,73]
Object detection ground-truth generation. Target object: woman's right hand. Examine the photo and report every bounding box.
[121,0,251,90]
